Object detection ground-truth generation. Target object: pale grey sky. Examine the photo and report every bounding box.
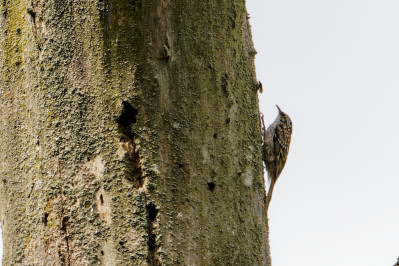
[1,1,399,265]
[247,0,399,265]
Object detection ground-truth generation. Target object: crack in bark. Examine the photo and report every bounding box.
[57,151,71,266]
[26,7,37,36]
[27,1,45,60]
[146,202,159,266]
[61,216,71,266]
[42,212,48,226]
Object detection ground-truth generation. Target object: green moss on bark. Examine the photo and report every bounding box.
[0,0,270,265]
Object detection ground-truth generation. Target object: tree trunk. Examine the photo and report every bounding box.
[0,0,270,265]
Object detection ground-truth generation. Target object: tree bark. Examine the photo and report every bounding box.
[0,0,270,265]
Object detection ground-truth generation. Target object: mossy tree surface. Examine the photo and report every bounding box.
[0,0,270,265]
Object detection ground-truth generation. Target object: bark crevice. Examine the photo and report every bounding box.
[60,215,71,266]
[146,202,159,266]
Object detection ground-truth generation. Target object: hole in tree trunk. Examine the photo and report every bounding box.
[61,216,69,231]
[147,202,158,222]
[43,212,49,226]
[100,194,104,205]
[117,101,143,187]
[117,101,138,139]
[207,182,216,192]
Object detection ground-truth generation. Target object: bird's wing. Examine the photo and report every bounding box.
[273,127,280,179]
[274,125,289,179]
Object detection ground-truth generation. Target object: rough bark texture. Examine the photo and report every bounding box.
[0,0,270,265]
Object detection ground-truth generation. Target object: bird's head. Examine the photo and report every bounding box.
[276,105,293,129]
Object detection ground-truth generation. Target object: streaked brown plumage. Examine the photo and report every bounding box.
[261,105,292,212]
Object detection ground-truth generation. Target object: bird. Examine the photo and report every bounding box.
[261,105,293,212]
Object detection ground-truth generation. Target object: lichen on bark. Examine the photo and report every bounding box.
[0,0,270,265]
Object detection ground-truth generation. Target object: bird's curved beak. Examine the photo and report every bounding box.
[276,105,282,113]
